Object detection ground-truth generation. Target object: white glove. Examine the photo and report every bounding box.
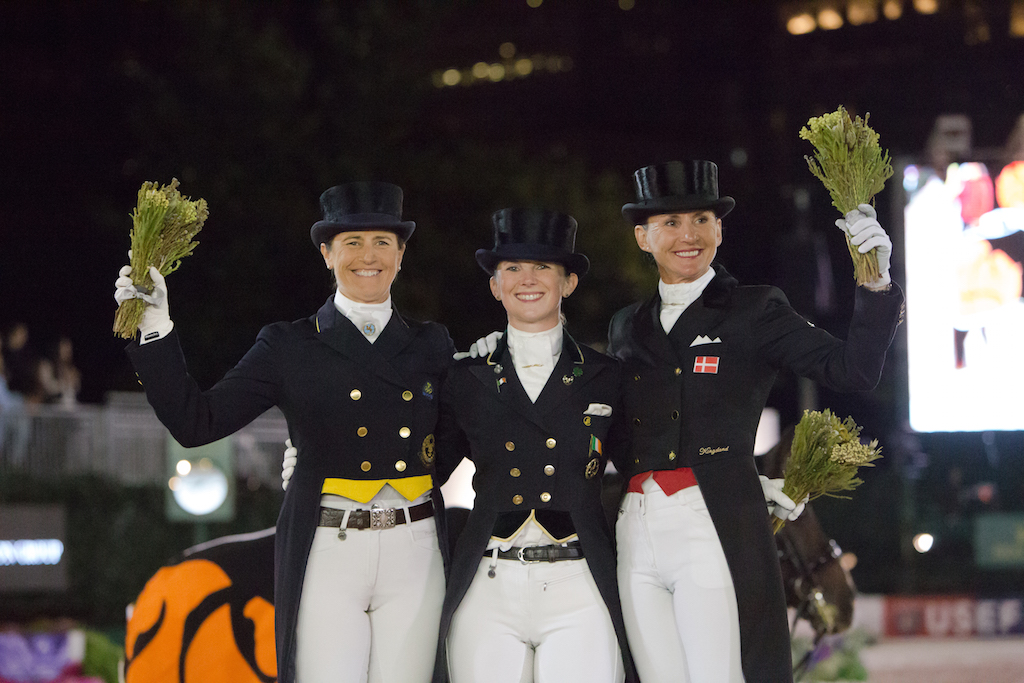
[281,438,297,491]
[452,330,503,360]
[836,203,892,291]
[114,257,174,342]
[759,475,807,522]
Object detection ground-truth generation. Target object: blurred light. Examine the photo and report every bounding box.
[619,0,636,9]
[903,164,921,191]
[472,62,490,79]
[913,532,935,553]
[168,476,180,491]
[847,0,879,25]
[499,42,516,59]
[913,0,938,14]
[514,58,534,76]
[839,552,858,571]
[818,8,844,29]
[883,0,904,19]
[176,459,192,476]
[487,63,506,81]
[730,147,749,168]
[1012,1,1024,37]
[787,13,817,34]
[171,461,229,516]
[527,0,542,7]
[441,69,461,86]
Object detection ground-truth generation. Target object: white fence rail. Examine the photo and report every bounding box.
[0,393,289,487]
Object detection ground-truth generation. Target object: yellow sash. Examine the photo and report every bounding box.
[321,475,433,504]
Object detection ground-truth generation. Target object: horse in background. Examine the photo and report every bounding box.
[760,425,857,645]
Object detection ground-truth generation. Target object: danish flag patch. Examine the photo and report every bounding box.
[693,356,719,374]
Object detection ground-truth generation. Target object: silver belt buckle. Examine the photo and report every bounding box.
[370,504,397,530]
[517,547,538,564]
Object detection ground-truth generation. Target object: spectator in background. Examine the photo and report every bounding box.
[40,336,81,407]
[0,333,30,465]
[3,322,45,403]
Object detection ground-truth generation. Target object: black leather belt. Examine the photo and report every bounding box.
[484,540,584,563]
[318,501,433,531]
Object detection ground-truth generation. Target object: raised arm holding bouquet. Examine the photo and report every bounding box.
[800,106,895,289]
[112,179,207,340]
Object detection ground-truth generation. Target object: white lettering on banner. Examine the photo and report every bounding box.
[978,599,1024,635]
[924,599,974,636]
[0,539,65,566]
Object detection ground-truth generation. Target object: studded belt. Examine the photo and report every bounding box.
[318,501,433,531]
[484,540,584,563]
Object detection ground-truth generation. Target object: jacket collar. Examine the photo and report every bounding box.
[312,296,413,386]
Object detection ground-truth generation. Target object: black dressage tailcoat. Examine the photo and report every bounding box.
[607,264,903,683]
[127,297,455,683]
[433,331,637,682]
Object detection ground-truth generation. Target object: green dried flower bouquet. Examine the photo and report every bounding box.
[113,179,208,339]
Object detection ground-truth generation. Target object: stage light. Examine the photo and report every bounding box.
[166,436,235,522]
[514,58,533,76]
[883,0,904,20]
[914,0,938,15]
[818,8,844,30]
[499,42,516,59]
[472,62,490,80]
[619,0,636,10]
[527,0,542,7]
[913,532,935,553]
[847,0,879,25]
[176,459,191,476]
[787,13,817,35]
[442,69,461,86]
[487,63,506,81]
[1012,1,1024,37]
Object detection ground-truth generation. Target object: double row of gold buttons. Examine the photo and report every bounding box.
[351,388,416,474]
[505,437,557,505]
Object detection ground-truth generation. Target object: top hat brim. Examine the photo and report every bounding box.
[475,244,590,277]
[621,195,735,225]
[310,215,416,247]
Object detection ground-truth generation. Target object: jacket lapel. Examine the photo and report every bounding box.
[533,331,605,416]
[633,292,680,366]
[313,297,409,387]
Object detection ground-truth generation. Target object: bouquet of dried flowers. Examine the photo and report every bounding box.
[773,409,882,534]
[113,179,208,339]
[799,106,893,286]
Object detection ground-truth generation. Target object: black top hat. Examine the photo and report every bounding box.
[310,181,416,247]
[475,208,590,277]
[621,160,735,224]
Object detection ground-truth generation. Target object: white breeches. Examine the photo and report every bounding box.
[295,502,445,683]
[616,477,744,683]
[447,556,624,683]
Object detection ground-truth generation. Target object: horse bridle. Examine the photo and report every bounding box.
[778,532,845,679]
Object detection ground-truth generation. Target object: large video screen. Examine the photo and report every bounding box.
[904,160,1024,432]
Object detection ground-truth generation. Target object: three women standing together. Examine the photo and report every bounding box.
[117,160,902,683]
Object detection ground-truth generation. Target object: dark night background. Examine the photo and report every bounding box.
[3,0,1024,625]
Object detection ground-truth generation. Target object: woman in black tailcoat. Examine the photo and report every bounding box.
[116,182,454,683]
[433,208,636,683]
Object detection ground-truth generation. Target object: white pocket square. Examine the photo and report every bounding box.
[689,335,722,347]
[584,403,613,417]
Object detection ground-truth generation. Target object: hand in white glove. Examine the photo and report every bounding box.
[114,255,174,342]
[759,475,807,522]
[835,203,892,291]
[282,438,297,491]
[452,330,503,360]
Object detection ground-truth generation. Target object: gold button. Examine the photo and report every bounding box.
[672,410,679,420]
[399,427,411,438]
[512,494,523,505]
[669,451,677,461]
[634,375,641,381]
[402,390,413,401]
[350,389,362,400]
[510,467,521,477]
[675,367,682,376]
[583,416,592,426]
[505,441,515,451]
[634,418,642,426]
[546,438,556,449]
[634,458,640,464]
[544,465,555,476]
[360,461,371,472]
[357,427,368,437]
[395,460,407,472]
[540,492,551,502]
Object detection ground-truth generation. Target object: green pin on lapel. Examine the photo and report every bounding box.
[572,367,583,377]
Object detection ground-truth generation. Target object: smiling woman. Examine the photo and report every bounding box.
[320,230,406,305]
